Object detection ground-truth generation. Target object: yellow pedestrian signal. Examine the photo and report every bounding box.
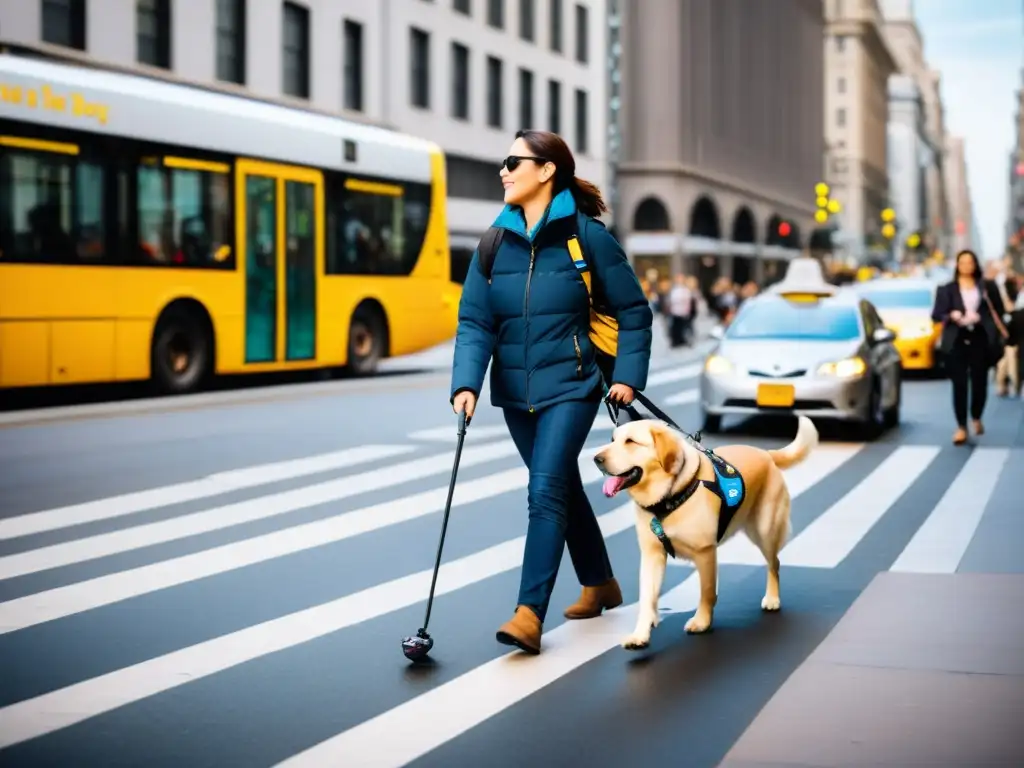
[881,223,896,239]
[816,196,828,208]
[907,233,921,249]
[814,182,830,197]
[881,208,896,222]
[827,199,841,214]
[814,209,829,224]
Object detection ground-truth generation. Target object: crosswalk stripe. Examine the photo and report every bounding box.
[664,388,698,406]
[776,445,941,568]
[890,448,1009,574]
[0,443,607,634]
[410,424,511,441]
[0,501,638,749]
[0,444,416,541]
[0,440,523,580]
[277,573,704,768]
[645,363,702,386]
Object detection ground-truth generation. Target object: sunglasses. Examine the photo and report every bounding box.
[501,155,548,172]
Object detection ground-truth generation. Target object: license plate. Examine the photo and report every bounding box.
[756,383,795,407]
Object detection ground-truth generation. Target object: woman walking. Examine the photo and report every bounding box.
[449,129,653,655]
[932,249,1010,444]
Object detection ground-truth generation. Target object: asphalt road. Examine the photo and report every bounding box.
[0,336,1022,767]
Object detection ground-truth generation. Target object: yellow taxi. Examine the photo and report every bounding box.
[852,278,941,370]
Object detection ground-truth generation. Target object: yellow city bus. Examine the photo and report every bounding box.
[0,43,460,394]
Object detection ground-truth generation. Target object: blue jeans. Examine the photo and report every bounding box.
[503,396,614,622]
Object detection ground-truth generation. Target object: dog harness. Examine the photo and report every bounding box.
[643,450,746,559]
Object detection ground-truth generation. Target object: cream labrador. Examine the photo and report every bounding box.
[593,416,818,650]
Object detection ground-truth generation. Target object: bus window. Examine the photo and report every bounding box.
[0,139,107,264]
[325,175,430,276]
[134,156,234,268]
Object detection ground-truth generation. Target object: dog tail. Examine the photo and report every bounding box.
[768,416,819,470]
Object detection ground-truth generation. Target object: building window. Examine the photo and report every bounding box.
[135,156,234,269]
[137,0,172,69]
[343,19,364,111]
[574,3,588,64]
[574,88,587,153]
[487,56,503,129]
[519,0,535,42]
[215,0,246,84]
[454,0,471,14]
[837,76,846,94]
[837,108,846,127]
[0,144,107,264]
[519,68,534,129]
[549,0,562,53]
[835,35,846,52]
[41,0,86,50]
[548,78,561,134]
[282,2,310,98]
[487,0,504,29]
[410,28,431,109]
[451,42,470,120]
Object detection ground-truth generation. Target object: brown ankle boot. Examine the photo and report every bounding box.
[496,605,542,655]
[563,578,623,619]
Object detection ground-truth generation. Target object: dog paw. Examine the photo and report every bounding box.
[761,594,781,611]
[621,631,651,651]
[684,614,712,634]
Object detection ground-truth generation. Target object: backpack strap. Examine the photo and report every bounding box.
[475,226,505,283]
[566,213,593,300]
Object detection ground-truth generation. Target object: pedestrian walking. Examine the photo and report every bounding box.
[932,249,1011,444]
[449,129,653,655]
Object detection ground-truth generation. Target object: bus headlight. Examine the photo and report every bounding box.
[817,356,867,379]
[705,354,733,376]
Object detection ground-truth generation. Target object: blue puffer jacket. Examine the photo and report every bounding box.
[450,187,653,412]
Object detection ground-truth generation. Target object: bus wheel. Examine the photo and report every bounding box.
[151,306,212,395]
[347,304,386,375]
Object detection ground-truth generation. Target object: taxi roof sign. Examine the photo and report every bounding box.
[766,257,837,300]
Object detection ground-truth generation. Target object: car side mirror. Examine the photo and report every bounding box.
[871,327,896,344]
[709,325,725,340]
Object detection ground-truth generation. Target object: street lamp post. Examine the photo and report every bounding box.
[607,0,622,236]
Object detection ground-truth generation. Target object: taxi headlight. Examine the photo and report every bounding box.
[704,354,733,376]
[817,356,867,379]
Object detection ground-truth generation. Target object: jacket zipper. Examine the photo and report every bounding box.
[524,243,536,412]
[573,333,582,378]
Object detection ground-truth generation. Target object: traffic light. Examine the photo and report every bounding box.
[905,232,922,250]
[778,220,792,238]
[880,208,896,240]
[813,182,841,224]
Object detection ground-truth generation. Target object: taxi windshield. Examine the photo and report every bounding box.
[859,289,932,309]
[726,299,861,341]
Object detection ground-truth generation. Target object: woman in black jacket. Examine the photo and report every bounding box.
[932,250,1010,444]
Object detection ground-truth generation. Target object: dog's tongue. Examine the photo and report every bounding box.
[602,475,628,498]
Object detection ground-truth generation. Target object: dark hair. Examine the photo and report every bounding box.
[515,129,608,218]
[954,249,982,283]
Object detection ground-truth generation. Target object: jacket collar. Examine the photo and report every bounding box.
[492,187,578,241]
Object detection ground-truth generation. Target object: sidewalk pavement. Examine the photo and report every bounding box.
[721,571,1024,767]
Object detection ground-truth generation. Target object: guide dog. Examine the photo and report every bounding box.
[593,416,818,650]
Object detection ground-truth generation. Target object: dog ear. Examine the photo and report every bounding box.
[651,424,680,472]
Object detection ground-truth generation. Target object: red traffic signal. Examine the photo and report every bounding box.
[778,221,791,237]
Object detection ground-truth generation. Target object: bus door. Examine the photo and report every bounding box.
[236,160,323,365]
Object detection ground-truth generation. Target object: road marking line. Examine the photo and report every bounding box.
[664,388,697,406]
[0,499,638,749]
[890,448,1009,574]
[0,441,522,581]
[0,444,608,633]
[276,574,703,768]
[0,444,416,541]
[645,363,702,387]
[410,425,510,442]
[773,445,940,568]
[669,444,865,567]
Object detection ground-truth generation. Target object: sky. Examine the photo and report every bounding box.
[913,0,1023,260]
